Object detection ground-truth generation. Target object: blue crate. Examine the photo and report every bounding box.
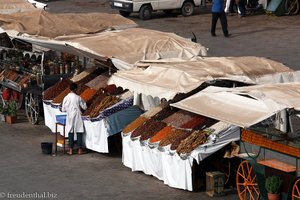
[56,114,67,125]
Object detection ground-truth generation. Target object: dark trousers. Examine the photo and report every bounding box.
[237,0,246,16]
[229,0,237,13]
[69,132,83,149]
[211,12,229,36]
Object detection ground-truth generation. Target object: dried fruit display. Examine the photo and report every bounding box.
[88,95,120,118]
[76,84,89,96]
[149,126,172,143]
[43,79,71,100]
[176,131,207,154]
[51,87,71,104]
[180,115,206,129]
[123,116,148,135]
[80,87,97,102]
[151,107,177,121]
[51,83,89,104]
[85,88,106,106]
[162,110,196,127]
[131,119,156,139]
[169,129,195,150]
[140,121,166,141]
[104,84,117,94]
[82,93,107,116]
[159,128,193,147]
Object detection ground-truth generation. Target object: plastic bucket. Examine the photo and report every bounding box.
[41,142,53,155]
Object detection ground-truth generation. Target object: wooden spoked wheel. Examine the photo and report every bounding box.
[25,92,40,125]
[292,178,300,200]
[236,160,260,200]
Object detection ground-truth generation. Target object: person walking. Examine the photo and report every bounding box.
[211,0,231,37]
[61,83,87,155]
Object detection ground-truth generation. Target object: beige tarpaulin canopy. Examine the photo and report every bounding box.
[108,56,293,100]
[171,83,300,127]
[0,0,46,14]
[65,28,207,68]
[0,10,137,38]
[4,28,206,67]
[0,8,205,67]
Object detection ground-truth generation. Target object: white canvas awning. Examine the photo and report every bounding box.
[108,56,293,100]
[171,83,300,127]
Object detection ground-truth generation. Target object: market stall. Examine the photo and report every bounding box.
[42,66,146,153]
[105,57,300,191]
[0,9,139,124]
[120,102,240,191]
[171,82,300,197]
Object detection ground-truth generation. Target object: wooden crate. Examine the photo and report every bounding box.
[206,171,225,197]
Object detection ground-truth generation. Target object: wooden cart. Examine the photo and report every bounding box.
[236,128,300,200]
[0,50,74,124]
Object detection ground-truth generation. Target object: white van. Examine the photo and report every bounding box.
[109,0,202,20]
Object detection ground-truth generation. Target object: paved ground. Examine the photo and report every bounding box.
[1,1,300,200]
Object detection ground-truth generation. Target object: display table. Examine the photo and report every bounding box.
[122,125,240,191]
[43,97,138,153]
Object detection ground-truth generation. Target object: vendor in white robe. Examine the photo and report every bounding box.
[61,83,87,155]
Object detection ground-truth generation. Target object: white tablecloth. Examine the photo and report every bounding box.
[43,102,109,153]
[121,126,240,191]
[122,134,193,191]
[83,119,109,153]
[43,102,71,137]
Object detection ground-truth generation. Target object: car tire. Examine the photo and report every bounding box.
[119,10,131,17]
[139,5,152,20]
[181,1,194,16]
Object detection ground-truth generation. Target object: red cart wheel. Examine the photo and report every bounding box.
[292,178,300,200]
[236,160,260,200]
